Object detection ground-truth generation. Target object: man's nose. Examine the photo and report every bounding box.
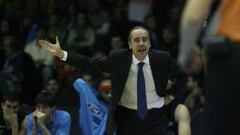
[139,39,144,45]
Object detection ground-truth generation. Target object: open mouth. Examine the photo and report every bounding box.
[138,48,146,52]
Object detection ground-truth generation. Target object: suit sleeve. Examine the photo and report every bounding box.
[64,51,112,74]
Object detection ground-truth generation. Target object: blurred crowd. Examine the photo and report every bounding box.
[0,0,206,134]
[0,0,189,106]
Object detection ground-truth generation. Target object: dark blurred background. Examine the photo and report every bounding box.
[0,0,207,134]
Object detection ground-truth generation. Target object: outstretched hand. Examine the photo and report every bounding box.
[38,36,63,59]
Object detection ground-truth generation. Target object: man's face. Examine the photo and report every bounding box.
[46,79,59,95]
[129,28,150,61]
[1,101,19,115]
[100,90,111,102]
[111,37,123,49]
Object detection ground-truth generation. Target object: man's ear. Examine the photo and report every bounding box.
[128,41,132,49]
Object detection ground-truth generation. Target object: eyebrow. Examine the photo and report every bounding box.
[133,36,148,39]
[133,36,149,41]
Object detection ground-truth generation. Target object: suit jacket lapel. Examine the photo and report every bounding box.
[120,51,132,92]
[149,50,162,92]
[113,50,132,108]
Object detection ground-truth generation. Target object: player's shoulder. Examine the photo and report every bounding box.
[55,110,71,119]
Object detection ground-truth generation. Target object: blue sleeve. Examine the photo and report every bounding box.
[25,115,34,135]
[55,112,71,135]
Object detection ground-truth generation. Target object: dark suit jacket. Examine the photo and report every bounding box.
[65,49,178,135]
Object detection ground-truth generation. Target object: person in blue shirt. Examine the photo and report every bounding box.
[23,91,71,135]
[74,78,109,135]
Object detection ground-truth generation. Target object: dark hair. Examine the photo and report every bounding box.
[45,77,58,86]
[2,91,20,103]
[35,91,56,107]
[128,26,149,42]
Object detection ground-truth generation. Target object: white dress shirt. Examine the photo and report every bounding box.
[119,54,165,110]
[62,51,68,61]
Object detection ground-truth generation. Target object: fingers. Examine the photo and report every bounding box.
[5,113,18,124]
[33,111,45,118]
[56,36,59,45]
[164,95,175,105]
[38,40,51,50]
[38,40,57,54]
[10,114,18,122]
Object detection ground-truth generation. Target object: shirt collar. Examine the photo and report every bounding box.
[132,54,150,65]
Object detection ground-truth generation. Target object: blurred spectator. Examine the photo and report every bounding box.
[128,0,152,24]
[82,73,94,86]
[0,36,41,105]
[66,12,95,56]
[110,34,124,50]
[24,26,55,84]
[109,0,129,41]
[182,76,206,135]
[64,3,77,28]
[0,42,6,71]
[0,91,25,135]
[184,76,205,113]
[86,0,110,53]
[98,79,112,103]
[161,25,179,58]
[167,6,183,26]
[144,14,161,50]
[42,77,68,108]
[47,14,67,46]
[0,20,13,37]
[24,91,71,135]
[87,0,110,35]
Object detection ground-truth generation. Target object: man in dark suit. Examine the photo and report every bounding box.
[39,26,179,135]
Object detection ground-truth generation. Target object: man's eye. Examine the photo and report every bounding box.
[142,38,148,42]
[134,39,140,42]
[6,105,18,109]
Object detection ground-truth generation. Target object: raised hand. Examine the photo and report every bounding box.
[5,113,18,127]
[5,113,19,135]
[38,36,64,59]
[33,111,46,127]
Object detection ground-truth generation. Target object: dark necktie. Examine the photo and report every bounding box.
[137,62,147,119]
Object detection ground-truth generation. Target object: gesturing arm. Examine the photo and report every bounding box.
[178,0,213,72]
[38,36,111,73]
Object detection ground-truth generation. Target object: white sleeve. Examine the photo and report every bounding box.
[61,51,68,61]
